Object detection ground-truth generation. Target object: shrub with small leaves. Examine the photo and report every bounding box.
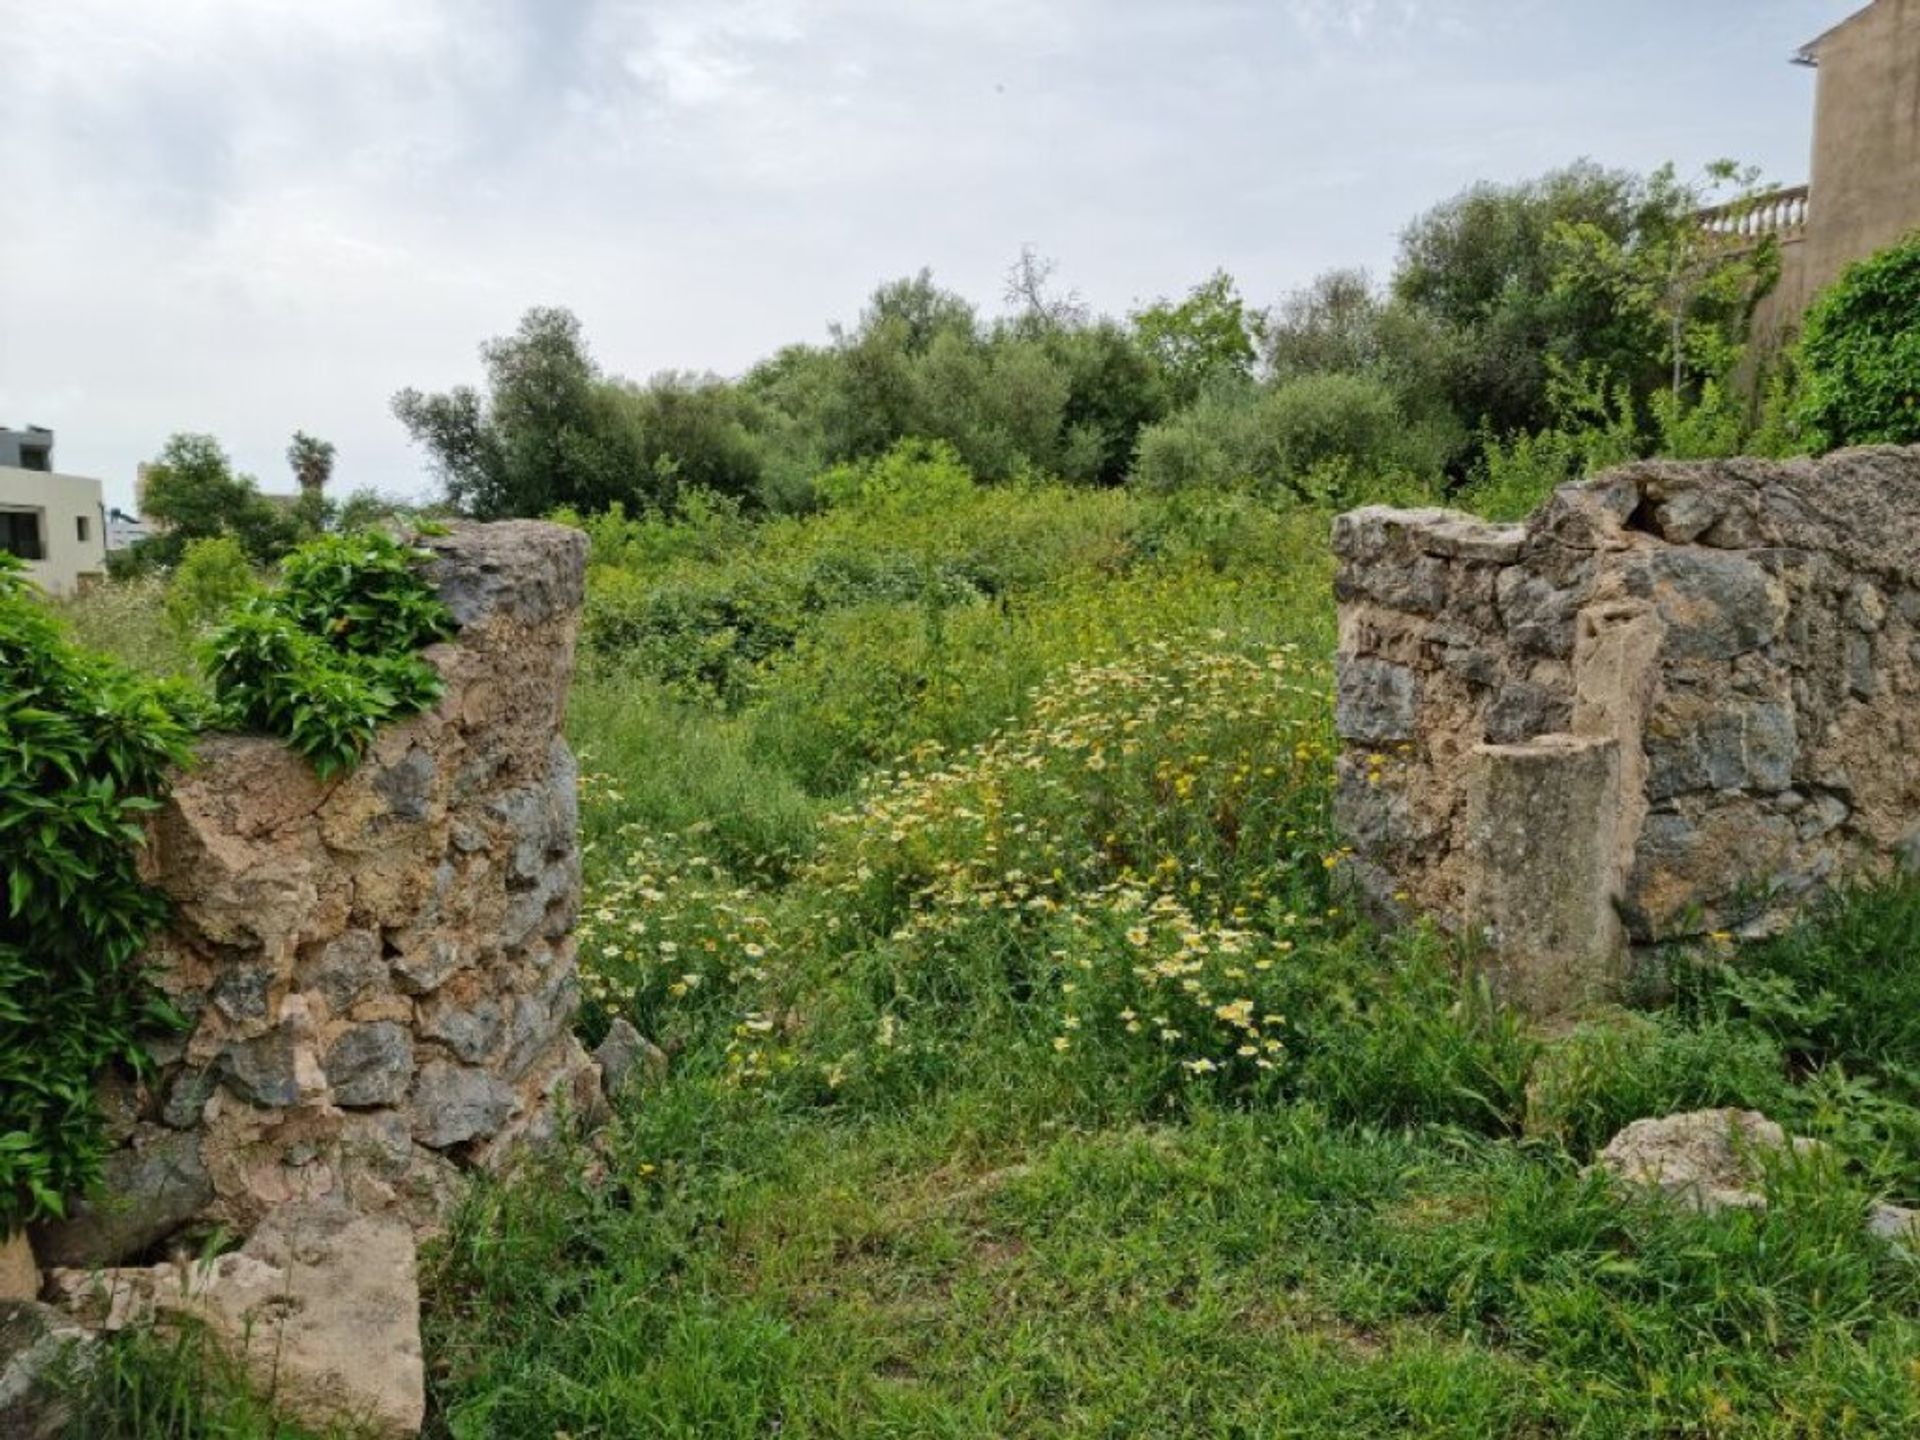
[0,555,199,1233]
[1797,233,1920,450]
[204,531,453,780]
[162,534,257,641]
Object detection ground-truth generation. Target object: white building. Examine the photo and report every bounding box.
[0,426,108,595]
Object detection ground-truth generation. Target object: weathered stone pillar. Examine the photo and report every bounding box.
[31,521,598,1270]
[1463,735,1625,1017]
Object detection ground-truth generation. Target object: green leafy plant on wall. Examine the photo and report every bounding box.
[204,531,454,780]
[0,555,199,1233]
[1798,232,1920,450]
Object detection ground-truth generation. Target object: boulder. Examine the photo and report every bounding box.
[1595,1109,1820,1214]
[1868,1202,1919,1251]
[594,1017,668,1099]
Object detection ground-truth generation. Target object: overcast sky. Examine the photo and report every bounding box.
[0,0,1862,510]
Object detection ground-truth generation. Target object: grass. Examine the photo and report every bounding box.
[53,474,1920,1436]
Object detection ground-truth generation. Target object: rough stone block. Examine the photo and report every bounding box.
[30,1129,212,1269]
[1464,735,1624,1016]
[409,1062,515,1150]
[1334,656,1420,744]
[299,929,385,1013]
[324,1023,415,1108]
[0,1300,93,1440]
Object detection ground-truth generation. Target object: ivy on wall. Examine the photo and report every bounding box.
[0,554,199,1232]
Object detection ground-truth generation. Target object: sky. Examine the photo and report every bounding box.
[0,0,1864,511]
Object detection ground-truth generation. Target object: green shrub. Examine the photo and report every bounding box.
[0,556,198,1233]
[1798,232,1920,449]
[1130,376,1442,506]
[205,531,452,780]
[164,535,256,640]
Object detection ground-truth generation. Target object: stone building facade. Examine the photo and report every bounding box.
[29,521,599,1270]
[1333,448,1920,1013]
[1742,0,1920,345]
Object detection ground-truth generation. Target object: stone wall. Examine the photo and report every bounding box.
[1334,447,1920,1013]
[30,521,598,1270]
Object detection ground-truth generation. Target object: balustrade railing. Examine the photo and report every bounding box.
[1699,184,1809,244]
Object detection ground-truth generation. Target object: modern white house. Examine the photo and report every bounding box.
[0,426,108,595]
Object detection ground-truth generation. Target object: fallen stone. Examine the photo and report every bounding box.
[30,1128,214,1269]
[1595,1109,1821,1214]
[594,1018,669,1099]
[1867,1202,1919,1250]
[0,1300,94,1440]
[50,1205,424,1439]
[206,1206,424,1438]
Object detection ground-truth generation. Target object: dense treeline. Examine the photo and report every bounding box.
[391,159,1788,522]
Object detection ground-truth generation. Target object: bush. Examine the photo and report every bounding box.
[204,531,452,779]
[1797,233,1920,449]
[0,556,198,1232]
[1130,376,1442,506]
[164,535,256,640]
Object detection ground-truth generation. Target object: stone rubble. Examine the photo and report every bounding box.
[47,1203,424,1439]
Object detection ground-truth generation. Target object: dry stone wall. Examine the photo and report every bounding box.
[31,521,599,1270]
[1334,446,1920,1013]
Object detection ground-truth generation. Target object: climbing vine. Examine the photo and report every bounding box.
[0,555,199,1232]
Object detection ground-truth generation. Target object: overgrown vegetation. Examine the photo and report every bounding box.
[419,470,1918,1437]
[39,159,1920,1436]
[0,555,197,1234]
[1798,232,1920,450]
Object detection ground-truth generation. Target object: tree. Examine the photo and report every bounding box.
[1393,160,1779,442]
[1003,246,1088,333]
[1262,269,1467,469]
[846,270,978,356]
[1393,161,1645,436]
[614,372,768,508]
[285,431,336,536]
[137,433,293,565]
[286,431,336,499]
[1131,271,1260,407]
[394,307,652,518]
[1546,162,1778,403]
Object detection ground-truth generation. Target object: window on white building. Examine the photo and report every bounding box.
[0,508,44,561]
